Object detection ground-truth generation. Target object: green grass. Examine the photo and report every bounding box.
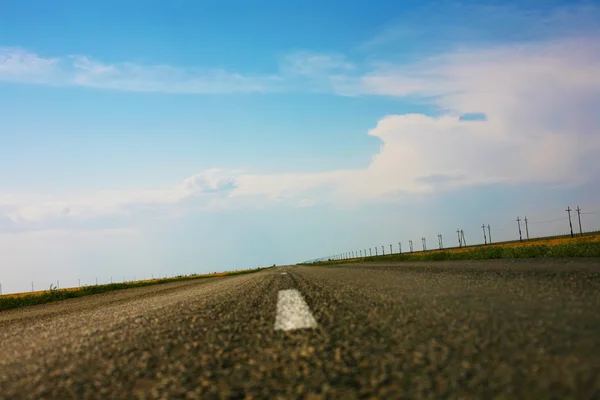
[0,267,271,312]
[303,241,600,266]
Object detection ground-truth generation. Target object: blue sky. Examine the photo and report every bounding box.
[1,0,600,293]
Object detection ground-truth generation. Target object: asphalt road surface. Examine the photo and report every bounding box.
[1,259,600,399]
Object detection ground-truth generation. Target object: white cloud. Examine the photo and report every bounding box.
[0,169,243,231]
[218,37,600,203]
[0,48,281,93]
[2,35,600,232]
[0,48,361,94]
[0,48,62,84]
[280,52,355,76]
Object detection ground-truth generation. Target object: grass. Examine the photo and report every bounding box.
[304,234,600,266]
[0,267,271,312]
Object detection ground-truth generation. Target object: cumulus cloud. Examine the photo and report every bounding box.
[2,32,600,232]
[220,37,600,202]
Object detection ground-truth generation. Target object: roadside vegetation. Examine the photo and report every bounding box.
[304,234,600,266]
[0,267,270,312]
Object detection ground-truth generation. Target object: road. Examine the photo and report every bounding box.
[1,259,599,399]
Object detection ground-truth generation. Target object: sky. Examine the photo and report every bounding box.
[1,0,600,293]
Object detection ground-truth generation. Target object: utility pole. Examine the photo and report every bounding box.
[398,242,402,253]
[524,217,530,239]
[482,224,487,245]
[516,217,523,242]
[576,206,583,234]
[382,245,385,255]
[457,229,462,247]
[422,237,427,251]
[460,230,466,246]
[390,244,393,254]
[566,206,574,238]
[487,224,492,244]
[439,234,443,249]
[369,248,372,256]
[375,247,378,256]
[409,240,413,252]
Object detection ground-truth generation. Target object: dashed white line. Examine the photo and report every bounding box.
[274,289,318,331]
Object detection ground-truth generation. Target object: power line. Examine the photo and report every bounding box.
[306,205,597,265]
[528,216,569,224]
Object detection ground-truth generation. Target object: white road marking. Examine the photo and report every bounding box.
[281,272,287,275]
[274,289,318,331]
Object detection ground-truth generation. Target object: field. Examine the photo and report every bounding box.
[307,233,600,265]
[0,268,269,312]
